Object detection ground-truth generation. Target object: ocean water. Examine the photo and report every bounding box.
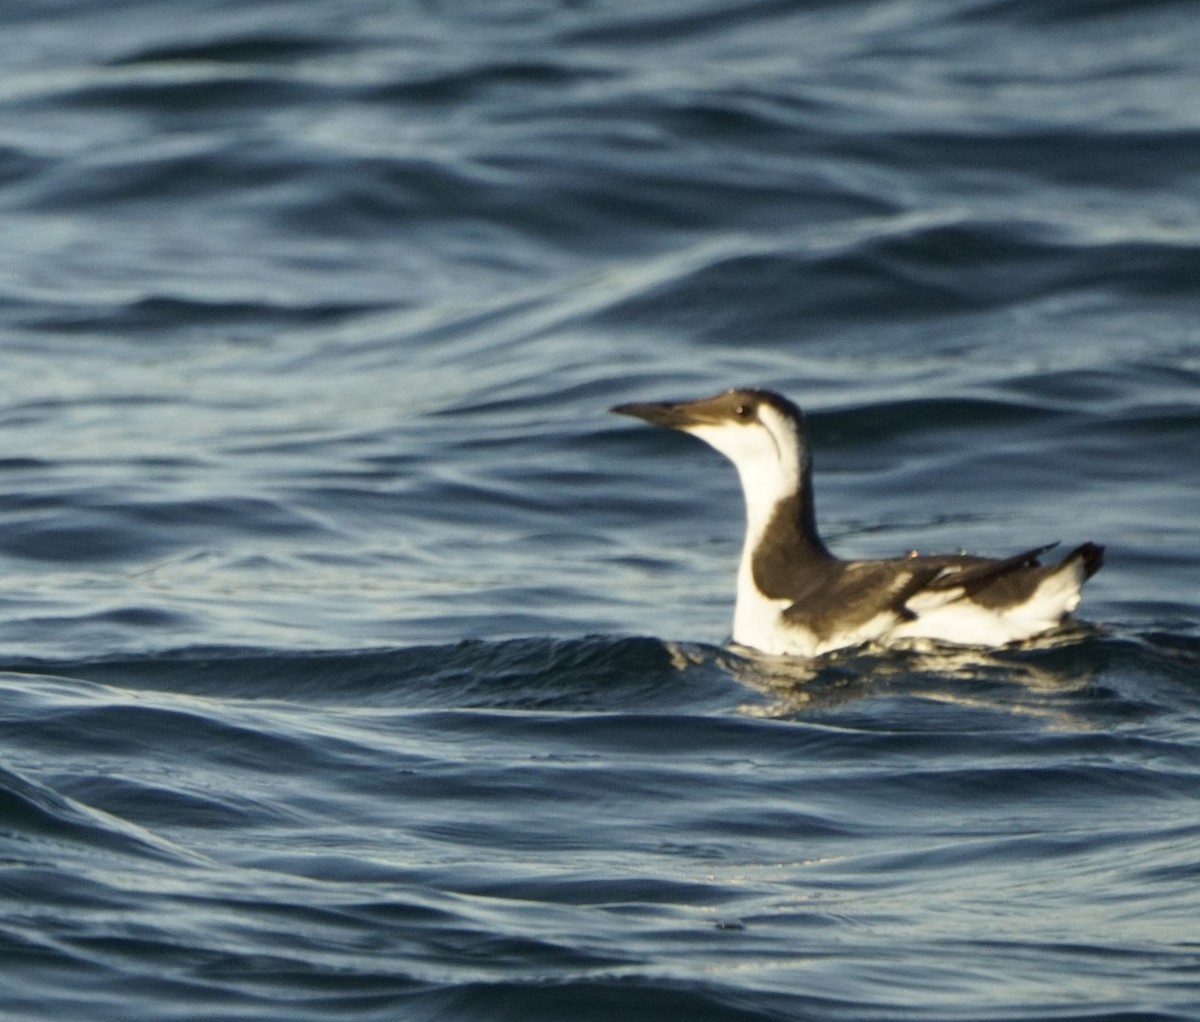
[2,1,1199,1019]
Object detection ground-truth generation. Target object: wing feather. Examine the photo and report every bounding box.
[779,542,1063,643]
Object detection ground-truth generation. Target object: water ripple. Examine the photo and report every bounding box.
[2,0,1198,1018]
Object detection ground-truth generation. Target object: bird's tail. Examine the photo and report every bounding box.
[1065,542,1105,580]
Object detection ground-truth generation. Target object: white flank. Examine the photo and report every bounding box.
[888,557,1087,648]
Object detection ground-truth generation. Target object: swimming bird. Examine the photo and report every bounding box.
[611,388,1103,657]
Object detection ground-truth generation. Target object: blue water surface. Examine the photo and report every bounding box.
[1,1,1199,1019]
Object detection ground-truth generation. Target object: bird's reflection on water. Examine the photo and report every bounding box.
[670,625,1107,726]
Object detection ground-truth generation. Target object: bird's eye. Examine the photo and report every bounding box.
[734,403,754,420]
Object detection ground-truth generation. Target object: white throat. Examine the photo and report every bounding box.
[685,406,810,646]
[686,405,804,551]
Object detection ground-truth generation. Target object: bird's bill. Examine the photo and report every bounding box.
[610,392,736,429]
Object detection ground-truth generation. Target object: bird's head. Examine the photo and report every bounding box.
[611,388,808,500]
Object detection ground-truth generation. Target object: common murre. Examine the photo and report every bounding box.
[611,387,1104,657]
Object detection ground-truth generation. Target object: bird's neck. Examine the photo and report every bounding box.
[735,458,832,603]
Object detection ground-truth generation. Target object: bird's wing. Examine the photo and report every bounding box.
[911,542,1061,609]
[920,542,1059,593]
[781,560,947,641]
[780,543,1062,642]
